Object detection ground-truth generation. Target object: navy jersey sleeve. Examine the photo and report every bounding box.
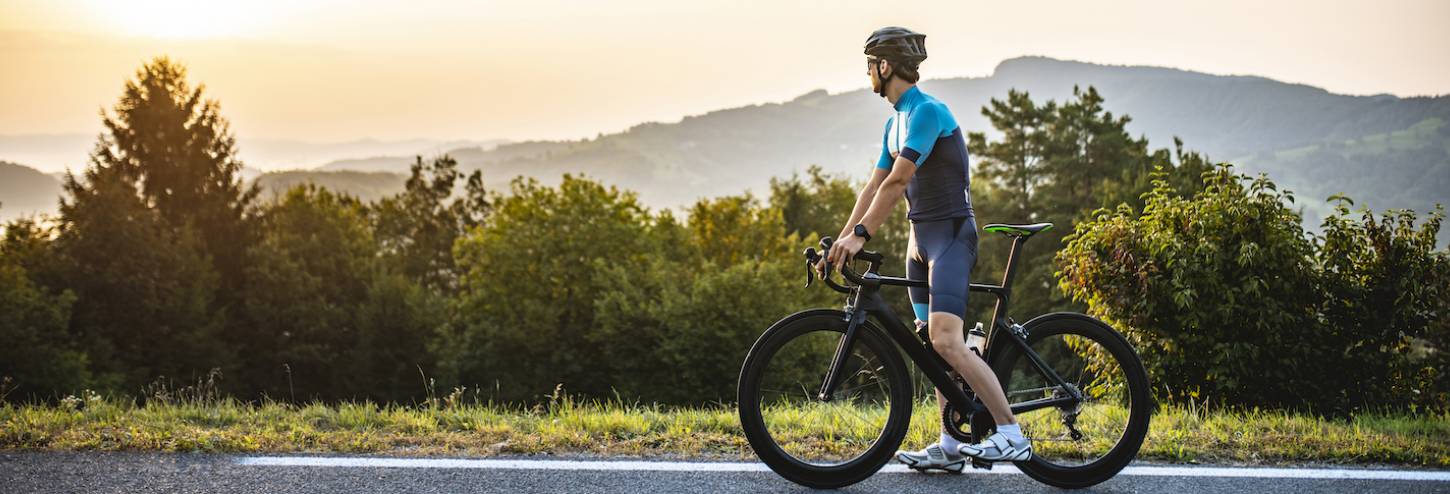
[875,118,894,170]
[899,102,948,165]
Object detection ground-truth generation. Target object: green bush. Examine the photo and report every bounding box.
[0,221,88,399]
[1058,164,1449,412]
[443,175,658,402]
[441,176,841,404]
[1318,198,1449,411]
[240,186,441,402]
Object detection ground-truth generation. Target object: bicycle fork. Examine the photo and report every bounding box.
[817,305,867,401]
[816,288,983,418]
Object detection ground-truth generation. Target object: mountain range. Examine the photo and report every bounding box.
[2,56,1446,243]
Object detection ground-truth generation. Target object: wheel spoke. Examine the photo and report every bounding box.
[996,329,1142,471]
[748,323,903,468]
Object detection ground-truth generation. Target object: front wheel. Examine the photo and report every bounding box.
[738,310,913,489]
[975,313,1153,489]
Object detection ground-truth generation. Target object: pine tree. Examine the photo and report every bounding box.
[55,57,251,391]
[88,56,257,297]
[968,89,1054,220]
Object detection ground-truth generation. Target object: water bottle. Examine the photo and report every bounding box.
[966,322,987,357]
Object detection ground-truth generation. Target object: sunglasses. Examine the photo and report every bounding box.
[866,57,882,69]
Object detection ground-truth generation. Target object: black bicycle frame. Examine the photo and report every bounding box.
[814,234,1084,418]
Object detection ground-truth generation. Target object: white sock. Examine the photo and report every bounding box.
[996,423,1024,441]
[939,431,962,452]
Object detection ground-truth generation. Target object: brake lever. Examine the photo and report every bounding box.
[803,247,817,288]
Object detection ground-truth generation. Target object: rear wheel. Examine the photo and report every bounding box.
[974,313,1152,489]
[738,310,913,489]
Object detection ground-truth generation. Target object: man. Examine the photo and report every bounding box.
[820,26,1031,472]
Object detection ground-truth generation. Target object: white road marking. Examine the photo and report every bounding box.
[236,456,1450,481]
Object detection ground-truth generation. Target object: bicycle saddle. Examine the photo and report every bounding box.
[982,223,1054,237]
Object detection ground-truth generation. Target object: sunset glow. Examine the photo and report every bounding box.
[85,0,279,39]
[0,0,1446,171]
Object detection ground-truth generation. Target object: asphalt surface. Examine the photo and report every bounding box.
[3,451,1447,493]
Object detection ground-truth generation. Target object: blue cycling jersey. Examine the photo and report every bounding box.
[875,86,974,222]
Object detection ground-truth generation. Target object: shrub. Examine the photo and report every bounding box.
[1059,164,1449,412]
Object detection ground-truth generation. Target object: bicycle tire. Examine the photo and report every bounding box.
[974,312,1152,489]
[738,309,914,489]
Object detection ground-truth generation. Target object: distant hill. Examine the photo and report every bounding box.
[318,56,1449,243]
[0,164,410,221]
[252,170,407,203]
[0,135,508,173]
[1238,117,1450,230]
[0,161,64,222]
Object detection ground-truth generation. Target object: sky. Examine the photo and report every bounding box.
[2,0,1449,147]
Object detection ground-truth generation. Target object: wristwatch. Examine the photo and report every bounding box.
[853,223,872,242]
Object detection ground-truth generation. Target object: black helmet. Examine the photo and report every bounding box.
[864,26,927,66]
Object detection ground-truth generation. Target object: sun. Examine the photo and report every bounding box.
[87,0,276,39]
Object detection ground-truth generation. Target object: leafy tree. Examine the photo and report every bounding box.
[56,162,230,391]
[371,155,488,290]
[686,193,793,266]
[444,175,655,401]
[1317,199,1449,410]
[771,165,858,242]
[354,269,447,402]
[1059,166,1323,407]
[1058,164,1449,412]
[241,186,375,400]
[768,165,911,270]
[0,220,88,400]
[968,87,1211,319]
[242,185,443,401]
[594,256,825,403]
[767,166,917,322]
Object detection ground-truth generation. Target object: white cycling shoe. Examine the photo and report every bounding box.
[894,443,966,473]
[957,431,1032,462]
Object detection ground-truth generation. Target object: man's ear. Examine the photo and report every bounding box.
[878,59,893,79]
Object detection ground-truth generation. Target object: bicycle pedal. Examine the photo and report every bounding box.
[970,459,993,470]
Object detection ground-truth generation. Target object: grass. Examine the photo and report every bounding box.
[2,392,1448,467]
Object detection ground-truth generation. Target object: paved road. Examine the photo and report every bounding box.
[3,452,1447,493]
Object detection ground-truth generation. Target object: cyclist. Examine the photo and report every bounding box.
[820,26,1031,472]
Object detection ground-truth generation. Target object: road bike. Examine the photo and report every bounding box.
[737,222,1152,489]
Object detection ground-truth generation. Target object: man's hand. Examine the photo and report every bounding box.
[827,234,866,273]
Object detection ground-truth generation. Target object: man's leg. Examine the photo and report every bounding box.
[927,311,1016,427]
[895,230,969,472]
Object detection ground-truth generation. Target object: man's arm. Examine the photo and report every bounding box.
[826,156,916,268]
[838,166,891,239]
[856,156,916,238]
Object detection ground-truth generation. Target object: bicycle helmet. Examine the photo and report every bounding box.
[864,27,927,96]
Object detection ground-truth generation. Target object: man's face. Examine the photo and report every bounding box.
[867,57,884,92]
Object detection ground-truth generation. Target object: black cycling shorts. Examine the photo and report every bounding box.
[907,216,978,322]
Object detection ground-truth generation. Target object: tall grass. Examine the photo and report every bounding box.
[3,391,1447,466]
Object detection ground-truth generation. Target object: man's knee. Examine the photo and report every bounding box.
[930,336,964,358]
[927,312,966,356]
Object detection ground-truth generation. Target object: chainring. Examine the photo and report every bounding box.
[939,375,982,442]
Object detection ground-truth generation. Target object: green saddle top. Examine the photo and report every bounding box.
[982,223,1054,237]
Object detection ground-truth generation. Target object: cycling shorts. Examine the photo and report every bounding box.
[907,216,978,322]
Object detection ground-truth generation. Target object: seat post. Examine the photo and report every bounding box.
[999,235,1028,295]
[986,235,1027,336]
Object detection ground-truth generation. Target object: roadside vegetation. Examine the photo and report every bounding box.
[3,392,1447,467]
